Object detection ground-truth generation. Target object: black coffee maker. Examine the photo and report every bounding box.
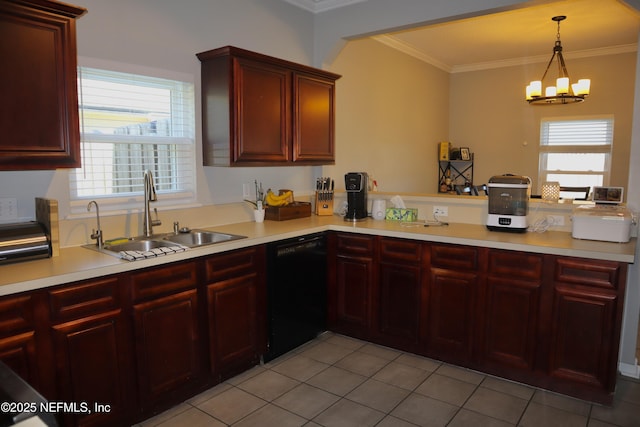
[344,172,368,222]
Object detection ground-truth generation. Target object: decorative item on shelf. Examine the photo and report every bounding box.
[438,141,450,161]
[525,16,590,105]
[541,181,561,202]
[438,148,474,194]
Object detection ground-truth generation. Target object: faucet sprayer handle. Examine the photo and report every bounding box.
[152,208,162,227]
[144,169,158,202]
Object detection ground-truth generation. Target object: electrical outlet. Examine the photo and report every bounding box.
[242,183,252,200]
[433,206,448,217]
[0,198,18,220]
[547,215,565,226]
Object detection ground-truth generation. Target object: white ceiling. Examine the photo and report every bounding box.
[285,0,640,73]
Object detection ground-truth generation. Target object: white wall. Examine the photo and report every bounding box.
[450,52,636,191]
[619,30,640,378]
[324,38,449,192]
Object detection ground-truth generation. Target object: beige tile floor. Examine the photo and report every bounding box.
[137,332,640,427]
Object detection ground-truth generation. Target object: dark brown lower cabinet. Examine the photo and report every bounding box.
[52,310,130,427]
[427,244,481,364]
[481,251,543,376]
[48,276,132,427]
[204,246,267,381]
[0,246,267,427]
[328,232,628,405]
[428,268,478,363]
[328,233,376,339]
[0,293,42,399]
[129,261,205,415]
[548,257,626,396]
[371,238,425,352]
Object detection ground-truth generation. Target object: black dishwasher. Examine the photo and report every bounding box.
[264,233,327,362]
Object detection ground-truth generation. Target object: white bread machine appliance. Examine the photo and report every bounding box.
[486,174,531,233]
[571,205,634,243]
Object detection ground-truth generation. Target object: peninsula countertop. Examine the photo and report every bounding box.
[0,215,635,296]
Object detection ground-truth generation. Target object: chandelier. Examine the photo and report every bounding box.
[525,16,590,105]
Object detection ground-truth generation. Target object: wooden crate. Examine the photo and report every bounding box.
[265,202,312,221]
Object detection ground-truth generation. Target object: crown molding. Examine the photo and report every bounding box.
[373,35,638,74]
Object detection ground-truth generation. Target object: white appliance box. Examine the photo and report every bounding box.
[571,205,633,243]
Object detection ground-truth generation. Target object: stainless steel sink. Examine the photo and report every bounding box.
[163,230,246,247]
[102,239,178,253]
[83,229,247,258]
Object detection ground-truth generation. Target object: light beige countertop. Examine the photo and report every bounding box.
[0,215,635,296]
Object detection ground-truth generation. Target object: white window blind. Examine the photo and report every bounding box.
[70,67,195,210]
[538,117,613,191]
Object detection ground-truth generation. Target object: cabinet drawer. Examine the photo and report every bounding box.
[380,238,422,264]
[430,244,478,271]
[0,295,34,336]
[130,261,198,303]
[488,250,542,280]
[335,233,375,256]
[204,246,263,283]
[554,257,622,290]
[48,277,120,322]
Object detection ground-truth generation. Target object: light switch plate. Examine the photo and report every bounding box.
[242,183,252,200]
[0,198,18,220]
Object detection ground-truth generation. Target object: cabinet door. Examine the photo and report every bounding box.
[482,277,540,371]
[52,310,131,427]
[481,251,542,372]
[233,57,291,163]
[331,255,374,339]
[374,263,422,350]
[372,238,424,351]
[427,244,480,363]
[0,294,39,387]
[207,274,261,381]
[548,257,625,392]
[549,286,617,389]
[48,276,131,426]
[0,332,38,386]
[0,0,85,170]
[427,268,478,363]
[293,73,335,163]
[328,233,376,339]
[133,289,204,411]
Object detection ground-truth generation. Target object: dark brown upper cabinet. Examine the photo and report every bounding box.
[0,0,86,170]
[197,46,341,166]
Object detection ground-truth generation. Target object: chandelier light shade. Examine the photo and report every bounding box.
[525,16,591,105]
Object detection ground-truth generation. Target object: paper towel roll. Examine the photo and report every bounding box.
[372,199,386,220]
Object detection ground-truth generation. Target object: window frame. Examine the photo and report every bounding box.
[537,115,614,192]
[69,58,197,215]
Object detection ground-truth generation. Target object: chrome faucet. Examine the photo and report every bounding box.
[87,200,103,248]
[143,169,161,237]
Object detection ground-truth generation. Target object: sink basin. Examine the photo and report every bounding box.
[103,239,179,253]
[163,230,246,247]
